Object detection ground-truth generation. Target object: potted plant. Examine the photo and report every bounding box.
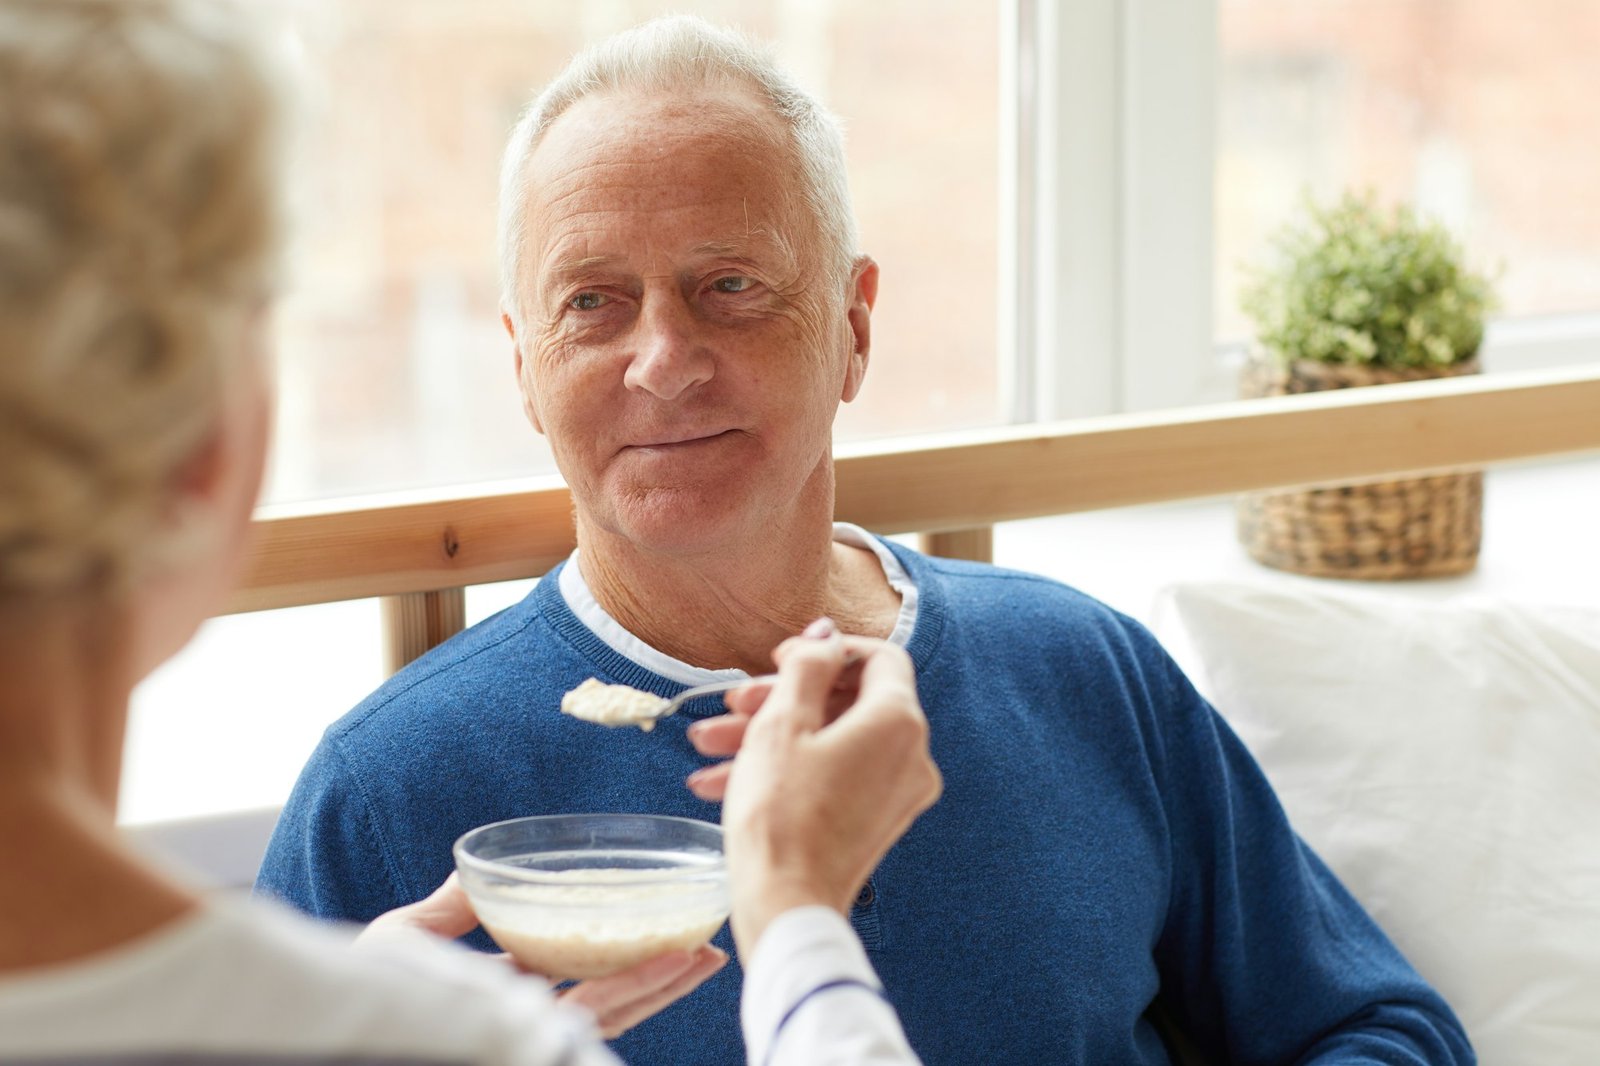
[1236,191,1496,579]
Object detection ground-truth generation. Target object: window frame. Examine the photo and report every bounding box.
[1010,0,1600,419]
[1007,0,1218,420]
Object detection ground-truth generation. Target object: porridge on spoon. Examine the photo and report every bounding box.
[560,678,670,732]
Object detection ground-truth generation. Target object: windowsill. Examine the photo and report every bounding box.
[995,454,1600,627]
[1195,316,1600,410]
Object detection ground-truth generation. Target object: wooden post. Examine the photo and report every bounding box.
[380,588,467,675]
[918,526,994,563]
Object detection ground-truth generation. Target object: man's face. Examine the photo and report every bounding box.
[507,88,874,556]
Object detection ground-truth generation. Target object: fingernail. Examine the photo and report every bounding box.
[803,617,837,639]
[686,721,706,740]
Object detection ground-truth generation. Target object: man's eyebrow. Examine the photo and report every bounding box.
[687,237,799,272]
[542,253,626,283]
[687,240,750,259]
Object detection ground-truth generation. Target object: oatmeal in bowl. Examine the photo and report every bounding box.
[453,813,729,980]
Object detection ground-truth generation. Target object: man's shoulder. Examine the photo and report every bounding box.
[326,588,580,745]
[904,548,1135,628]
[897,546,1171,675]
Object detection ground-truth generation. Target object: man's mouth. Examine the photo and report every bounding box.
[626,429,739,451]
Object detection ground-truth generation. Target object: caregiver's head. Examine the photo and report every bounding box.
[496,16,879,559]
[0,0,284,673]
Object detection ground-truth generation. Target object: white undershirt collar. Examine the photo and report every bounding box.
[557,523,919,686]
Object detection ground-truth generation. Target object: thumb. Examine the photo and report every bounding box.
[765,619,849,734]
[402,873,481,940]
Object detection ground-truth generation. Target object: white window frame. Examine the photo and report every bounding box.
[1003,0,1217,421]
[1003,0,1600,422]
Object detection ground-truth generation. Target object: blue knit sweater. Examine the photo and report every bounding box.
[256,545,1472,1065]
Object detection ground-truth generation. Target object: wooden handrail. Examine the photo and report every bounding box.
[833,363,1600,532]
[231,477,576,614]
[229,365,1600,615]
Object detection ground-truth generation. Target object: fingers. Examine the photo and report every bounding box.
[851,639,919,707]
[561,945,728,1039]
[690,657,864,759]
[361,872,481,943]
[413,873,481,939]
[684,761,731,802]
[768,616,839,670]
[593,944,727,1038]
[816,642,942,815]
[759,619,850,734]
[685,630,904,804]
[819,641,923,747]
[722,678,773,717]
[687,713,751,758]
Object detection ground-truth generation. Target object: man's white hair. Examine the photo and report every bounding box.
[497,15,858,323]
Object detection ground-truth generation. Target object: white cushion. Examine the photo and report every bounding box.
[1153,582,1600,1064]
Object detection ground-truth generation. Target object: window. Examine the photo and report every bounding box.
[1014,0,1600,422]
[1217,0,1600,368]
[267,0,1003,505]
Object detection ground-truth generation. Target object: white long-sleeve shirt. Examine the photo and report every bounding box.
[0,899,921,1066]
[743,906,922,1066]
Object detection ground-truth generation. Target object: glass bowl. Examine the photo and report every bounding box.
[453,813,729,980]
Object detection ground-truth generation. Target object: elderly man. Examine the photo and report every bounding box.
[259,16,1472,1065]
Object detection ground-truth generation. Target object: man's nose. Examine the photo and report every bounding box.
[623,295,715,400]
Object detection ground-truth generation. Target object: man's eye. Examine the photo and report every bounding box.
[570,292,606,311]
[711,276,754,293]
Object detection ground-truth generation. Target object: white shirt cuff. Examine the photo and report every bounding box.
[740,906,920,1066]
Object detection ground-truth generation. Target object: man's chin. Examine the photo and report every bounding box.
[587,484,758,557]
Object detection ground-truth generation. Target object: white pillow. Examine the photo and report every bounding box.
[1153,582,1600,1065]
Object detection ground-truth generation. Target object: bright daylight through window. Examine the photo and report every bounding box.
[1217,0,1600,357]
[268,0,1001,506]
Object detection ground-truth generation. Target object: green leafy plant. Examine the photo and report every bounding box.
[1241,191,1495,369]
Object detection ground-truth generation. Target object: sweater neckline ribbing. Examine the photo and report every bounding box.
[532,539,947,720]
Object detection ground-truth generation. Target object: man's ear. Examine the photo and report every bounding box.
[503,309,545,435]
[841,255,878,404]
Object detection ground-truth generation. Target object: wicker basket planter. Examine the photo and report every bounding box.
[1235,357,1484,580]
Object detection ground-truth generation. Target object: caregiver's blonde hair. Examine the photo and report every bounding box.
[0,0,285,593]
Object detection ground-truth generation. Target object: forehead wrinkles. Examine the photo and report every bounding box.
[531,89,793,203]
[540,165,758,235]
[522,93,814,280]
